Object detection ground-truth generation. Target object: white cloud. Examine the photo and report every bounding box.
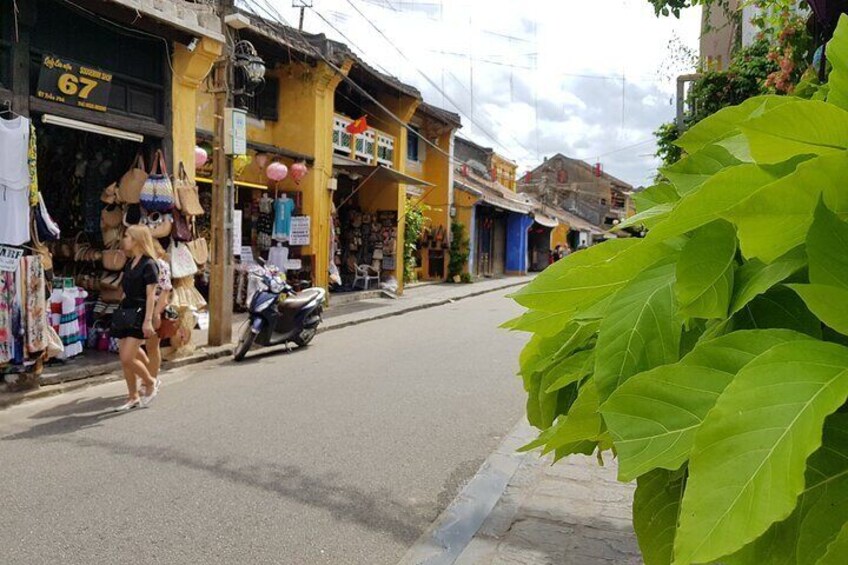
[254,0,700,185]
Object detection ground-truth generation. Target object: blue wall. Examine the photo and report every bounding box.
[506,213,534,274]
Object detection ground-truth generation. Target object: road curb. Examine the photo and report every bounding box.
[0,279,529,411]
[397,419,534,565]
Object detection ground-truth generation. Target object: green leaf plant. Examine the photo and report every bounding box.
[506,15,848,565]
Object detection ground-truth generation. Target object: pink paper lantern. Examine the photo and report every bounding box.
[194,146,208,168]
[266,162,289,181]
[255,153,270,170]
[291,161,308,184]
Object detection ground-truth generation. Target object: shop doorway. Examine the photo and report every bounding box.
[475,205,507,277]
[528,224,552,272]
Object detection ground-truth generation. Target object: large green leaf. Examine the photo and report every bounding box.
[807,200,848,290]
[819,523,848,565]
[790,284,848,337]
[646,164,787,242]
[545,349,594,393]
[675,95,791,154]
[635,182,680,213]
[633,468,685,565]
[602,330,810,482]
[617,203,673,231]
[662,144,742,195]
[731,286,823,338]
[740,100,848,165]
[519,378,603,455]
[512,239,677,316]
[594,262,681,402]
[725,153,848,263]
[727,413,848,565]
[826,15,848,112]
[675,221,736,319]
[730,247,807,314]
[674,341,848,565]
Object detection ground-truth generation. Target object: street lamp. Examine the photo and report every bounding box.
[233,40,266,97]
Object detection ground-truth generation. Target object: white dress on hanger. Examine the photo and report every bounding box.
[0,116,32,246]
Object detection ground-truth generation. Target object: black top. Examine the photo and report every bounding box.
[121,256,159,307]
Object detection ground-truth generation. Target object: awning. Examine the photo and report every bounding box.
[196,129,315,165]
[333,158,433,187]
[196,177,270,191]
[532,213,558,229]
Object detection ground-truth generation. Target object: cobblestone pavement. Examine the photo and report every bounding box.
[455,450,642,565]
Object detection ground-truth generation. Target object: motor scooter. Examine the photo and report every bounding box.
[233,267,326,361]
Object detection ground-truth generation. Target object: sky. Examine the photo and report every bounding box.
[243,0,702,187]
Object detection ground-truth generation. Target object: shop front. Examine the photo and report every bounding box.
[528,216,556,272]
[474,204,508,277]
[0,0,220,385]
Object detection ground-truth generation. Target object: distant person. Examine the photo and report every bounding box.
[552,245,562,263]
[561,245,571,258]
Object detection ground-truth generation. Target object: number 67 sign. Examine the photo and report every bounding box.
[37,55,113,113]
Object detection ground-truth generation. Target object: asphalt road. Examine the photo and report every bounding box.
[0,290,527,565]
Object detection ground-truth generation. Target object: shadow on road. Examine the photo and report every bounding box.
[67,435,426,544]
[0,394,129,440]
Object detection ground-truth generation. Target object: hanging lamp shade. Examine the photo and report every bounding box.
[266,162,289,181]
[291,161,308,184]
[194,146,208,168]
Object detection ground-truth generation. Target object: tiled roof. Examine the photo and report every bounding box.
[417,102,462,128]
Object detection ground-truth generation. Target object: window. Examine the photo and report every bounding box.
[407,125,420,162]
[246,77,279,121]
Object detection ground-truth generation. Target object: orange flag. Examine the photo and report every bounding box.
[346,115,368,134]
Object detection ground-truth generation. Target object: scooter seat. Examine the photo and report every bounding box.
[281,288,323,311]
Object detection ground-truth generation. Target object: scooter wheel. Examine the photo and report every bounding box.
[294,328,317,347]
[233,326,256,361]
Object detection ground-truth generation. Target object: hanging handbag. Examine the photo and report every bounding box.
[102,225,123,249]
[169,240,199,279]
[100,286,124,304]
[140,150,176,212]
[101,182,119,205]
[100,271,123,291]
[172,209,193,242]
[174,162,205,216]
[101,203,123,230]
[157,305,180,339]
[102,243,127,272]
[30,217,54,273]
[45,325,64,359]
[145,212,173,239]
[118,153,148,204]
[185,218,208,266]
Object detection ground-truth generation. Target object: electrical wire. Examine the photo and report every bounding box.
[339,0,538,162]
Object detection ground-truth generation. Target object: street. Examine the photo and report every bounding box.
[0,290,526,565]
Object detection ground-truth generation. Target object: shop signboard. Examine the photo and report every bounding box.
[289,216,310,246]
[36,55,113,113]
[233,210,243,254]
[0,246,24,272]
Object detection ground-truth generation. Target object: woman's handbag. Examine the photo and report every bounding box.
[156,305,179,339]
[100,287,123,304]
[169,241,199,279]
[101,203,123,230]
[145,212,173,239]
[111,305,143,336]
[118,154,148,204]
[140,150,175,212]
[174,162,205,216]
[102,244,127,272]
[172,209,192,242]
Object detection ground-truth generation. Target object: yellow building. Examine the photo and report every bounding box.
[194,18,432,300]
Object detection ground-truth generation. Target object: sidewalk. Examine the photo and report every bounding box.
[401,421,641,565]
[1,276,532,409]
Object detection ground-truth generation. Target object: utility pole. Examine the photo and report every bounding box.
[293,1,313,31]
[209,0,236,346]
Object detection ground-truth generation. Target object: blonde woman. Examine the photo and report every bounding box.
[136,240,172,380]
[112,225,161,411]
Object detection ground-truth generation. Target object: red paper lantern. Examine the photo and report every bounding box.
[291,161,308,184]
[194,146,208,168]
[266,162,289,181]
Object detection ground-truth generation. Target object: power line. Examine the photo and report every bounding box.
[339,0,538,162]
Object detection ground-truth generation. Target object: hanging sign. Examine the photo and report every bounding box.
[36,55,113,113]
[233,210,243,254]
[0,246,24,272]
[289,216,310,246]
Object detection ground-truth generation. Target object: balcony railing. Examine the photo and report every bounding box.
[333,113,395,168]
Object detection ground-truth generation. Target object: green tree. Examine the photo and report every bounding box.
[403,200,428,284]
[507,16,848,565]
[447,220,470,281]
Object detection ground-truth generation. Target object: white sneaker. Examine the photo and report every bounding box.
[114,398,141,412]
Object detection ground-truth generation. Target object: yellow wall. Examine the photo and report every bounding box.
[172,38,221,179]
[453,187,480,274]
[491,153,518,192]
[551,223,570,249]
[418,129,453,279]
